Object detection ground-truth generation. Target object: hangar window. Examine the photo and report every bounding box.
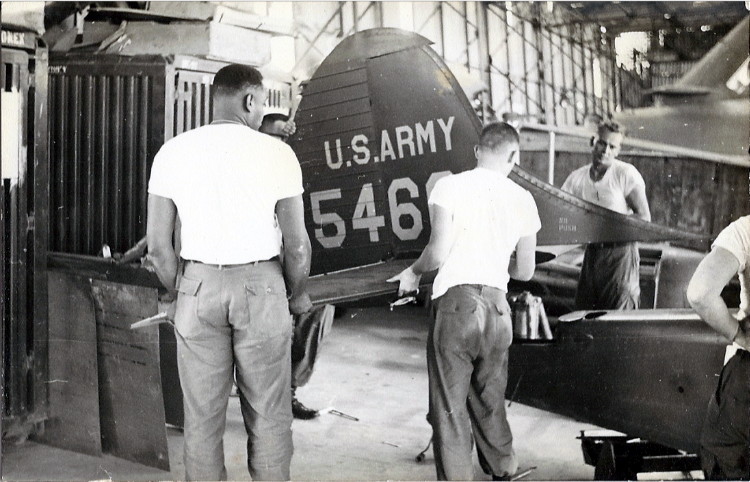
[726,56,749,95]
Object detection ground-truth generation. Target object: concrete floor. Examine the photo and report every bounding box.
[2,304,599,481]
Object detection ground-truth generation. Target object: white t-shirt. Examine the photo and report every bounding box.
[148,124,303,265]
[713,215,750,321]
[561,159,645,215]
[429,167,541,298]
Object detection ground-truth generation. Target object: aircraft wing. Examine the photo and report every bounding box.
[508,308,734,454]
[307,250,558,306]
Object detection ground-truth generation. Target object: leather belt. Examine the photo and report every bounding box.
[185,256,279,270]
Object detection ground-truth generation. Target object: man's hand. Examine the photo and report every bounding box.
[387,267,421,297]
[281,120,297,137]
[289,292,313,316]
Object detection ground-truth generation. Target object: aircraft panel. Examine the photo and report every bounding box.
[299,97,372,125]
[300,66,369,96]
[296,111,373,139]
[508,310,731,453]
[296,83,370,114]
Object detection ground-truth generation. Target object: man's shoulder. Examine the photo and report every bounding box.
[612,158,641,174]
[563,164,590,183]
[435,170,466,186]
[159,125,209,151]
[727,215,750,236]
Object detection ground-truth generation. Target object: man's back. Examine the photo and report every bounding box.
[430,167,540,298]
[148,124,302,264]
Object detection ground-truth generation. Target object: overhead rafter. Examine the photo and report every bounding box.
[548,1,748,34]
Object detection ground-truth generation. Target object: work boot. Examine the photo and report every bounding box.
[291,387,318,420]
[292,397,319,420]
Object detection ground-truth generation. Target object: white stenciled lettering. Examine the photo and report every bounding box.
[394,126,415,159]
[388,178,423,241]
[1,31,25,47]
[352,183,385,242]
[324,139,344,169]
[351,134,370,165]
[437,116,454,152]
[381,130,396,162]
[310,189,346,248]
[322,116,455,169]
[415,121,436,155]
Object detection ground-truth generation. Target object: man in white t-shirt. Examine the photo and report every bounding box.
[147,64,312,481]
[388,122,541,480]
[687,215,750,479]
[561,121,651,310]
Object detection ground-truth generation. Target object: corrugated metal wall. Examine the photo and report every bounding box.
[48,55,293,256]
[2,40,49,435]
[48,58,167,255]
[650,60,697,89]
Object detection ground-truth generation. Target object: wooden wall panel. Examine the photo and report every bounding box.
[38,271,101,457]
[91,280,169,471]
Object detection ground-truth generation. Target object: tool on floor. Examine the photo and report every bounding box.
[511,466,536,480]
[320,407,359,421]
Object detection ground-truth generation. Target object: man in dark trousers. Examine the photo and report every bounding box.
[260,112,333,420]
[389,122,540,480]
[561,121,650,310]
[147,64,312,481]
[687,215,750,479]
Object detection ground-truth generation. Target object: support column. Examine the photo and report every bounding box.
[476,1,492,122]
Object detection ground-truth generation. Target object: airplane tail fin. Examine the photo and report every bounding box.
[649,15,749,97]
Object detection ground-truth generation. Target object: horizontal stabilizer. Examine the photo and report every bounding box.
[511,167,711,247]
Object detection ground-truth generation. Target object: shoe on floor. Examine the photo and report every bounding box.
[292,398,319,420]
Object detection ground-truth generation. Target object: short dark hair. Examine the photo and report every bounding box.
[479,122,519,150]
[213,64,264,98]
[598,120,625,137]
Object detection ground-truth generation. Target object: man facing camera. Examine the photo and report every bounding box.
[561,120,651,310]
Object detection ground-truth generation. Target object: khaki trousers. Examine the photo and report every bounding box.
[174,260,293,481]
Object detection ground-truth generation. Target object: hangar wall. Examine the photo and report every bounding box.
[291,1,616,126]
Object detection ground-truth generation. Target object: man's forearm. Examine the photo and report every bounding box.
[410,247,442,276]
[149,248,179,294]
[689,294,740,342]
[282,241,311,299]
